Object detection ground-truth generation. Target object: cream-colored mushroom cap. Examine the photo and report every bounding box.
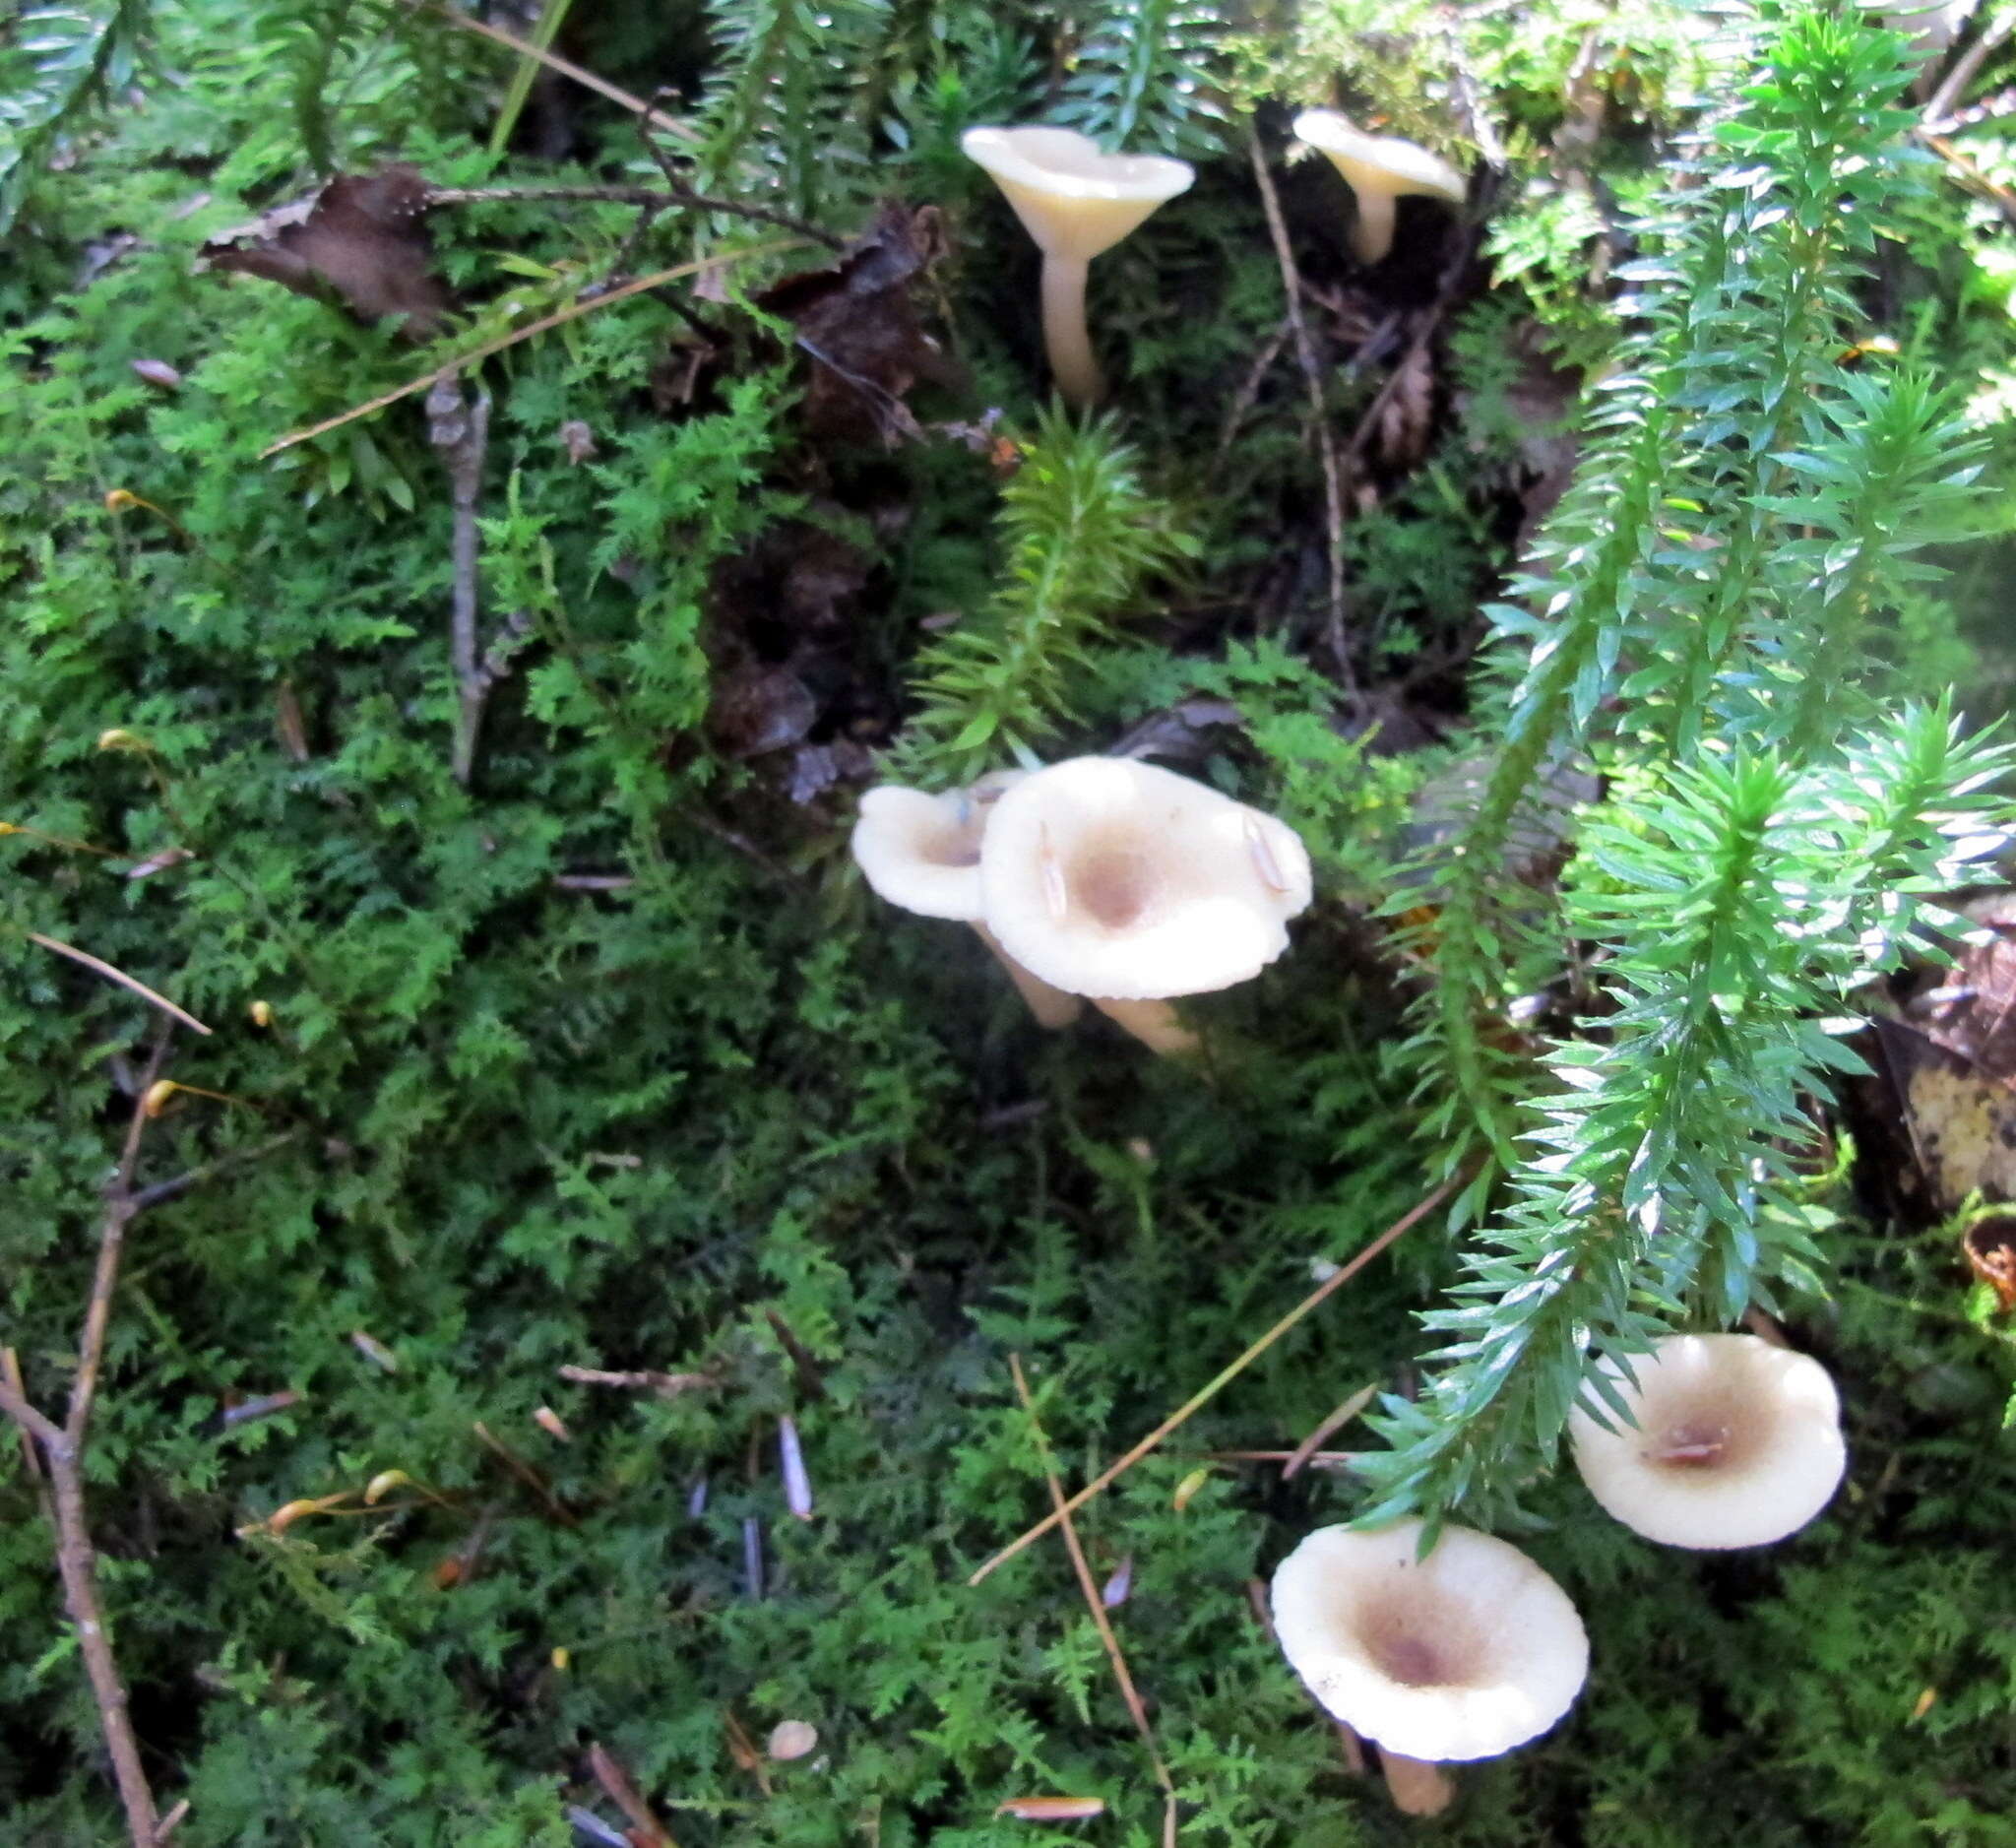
[851,779,1020,921]
[1291,111,1465,263]
[960,126,1194,264]
[977,756,1312,1001]
[1271,1521,1589,1762]
[1568,1334,1847,1550]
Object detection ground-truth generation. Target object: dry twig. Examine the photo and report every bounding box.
[970,1179,1453,1586]
[26,932,212,1035]
[0,1031,179,1846]
[416,1,701,142]
[261,243,799,459]
[1248,133,1354,688]
[426,184,846,252]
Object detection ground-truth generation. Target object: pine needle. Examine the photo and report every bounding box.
[970,1179,1451,1586]
[1009,1355,1177,1848]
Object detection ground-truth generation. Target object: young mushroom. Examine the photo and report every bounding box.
[976,756,1312,1055]
[1568,1333,1848,1550]
[1271,1520,1589,1811]
[960,126,1195,407]
[1291,111,1466,265]
[851,777,1083,1028]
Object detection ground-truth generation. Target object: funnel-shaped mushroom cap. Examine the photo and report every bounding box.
[1568,1334,1847,1550]
[1292,112,1466,204]
[1291,112,1465,262]
[961,127,1195,264]
[977,757,1312,1000]
[1271,1521,1589,1762]
[852,776,1026,922]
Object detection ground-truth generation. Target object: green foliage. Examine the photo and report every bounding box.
[6,0,2016,1841]
[0,0,151,228]
[892,407,1196,785]
[1056,0,1228,159]
[1365,6,2016,1527]
[697,0,892,222]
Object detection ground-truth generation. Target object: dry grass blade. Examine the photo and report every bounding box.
[26,933,213,1035]
[1283,1381,1379,1480]
[1009,1356,1177,1848]
[970,1179,1452,1586]
[260,243,799,458]
[419,0,701,142]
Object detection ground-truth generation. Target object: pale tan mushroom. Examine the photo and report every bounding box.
[1291,111,1466,265]
[850,777,1082,1028]
[976,756,1311,1054]
[960,126,1194,406]
[1271,1520,1589,1782]
[1568,1333,1847,1549]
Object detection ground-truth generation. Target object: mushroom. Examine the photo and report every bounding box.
[1567,1333,1847,1550]
[851,777,1083,1028]
[1291,111,1466,265]
[960,126,1194,407]
[1271,1519,1589,1805]
[976,756,1312,1054]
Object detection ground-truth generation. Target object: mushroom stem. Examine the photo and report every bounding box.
[1040,255,1103,407]
[974,923,1084,1030]
[1091,996,1199,1057]
[1379,1752,1456,1816]
[1349,189,1398,266]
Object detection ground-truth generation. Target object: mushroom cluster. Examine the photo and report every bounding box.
[850,757,1312,1054]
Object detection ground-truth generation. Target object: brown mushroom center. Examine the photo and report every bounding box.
[1069,843,1164,930]
[1642,1387,1753,1471]
[1355,1596,1487,1689]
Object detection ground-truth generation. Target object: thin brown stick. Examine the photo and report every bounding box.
[426,184,846,252]
[1009,1358,1177,1848]
[419,1,702,142]
[27,933,212,1036]
[69,1032,174,1444]
[0,1032,178,1845]
[1923,12,2014,125]
[970,1179,1452,1586]
[260,242,798,459]
[1248,132,1354,690]
[1282,1381,1379,1480]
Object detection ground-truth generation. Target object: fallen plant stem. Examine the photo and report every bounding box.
[26,932,213,1035]
[1283,1381,1379,1480]
[970,1179,1453,1585]
[1249,132,1353,688]
[426,184,846,251]
[417,0,701,141]
[0,1031,177,1846]
[261,243,800,459]
[1009,1356,1177,1848]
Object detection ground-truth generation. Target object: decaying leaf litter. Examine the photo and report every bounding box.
[6,3,2016,1844]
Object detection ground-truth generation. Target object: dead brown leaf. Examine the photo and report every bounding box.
[755,201,958,442]
[200,165,451,339]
